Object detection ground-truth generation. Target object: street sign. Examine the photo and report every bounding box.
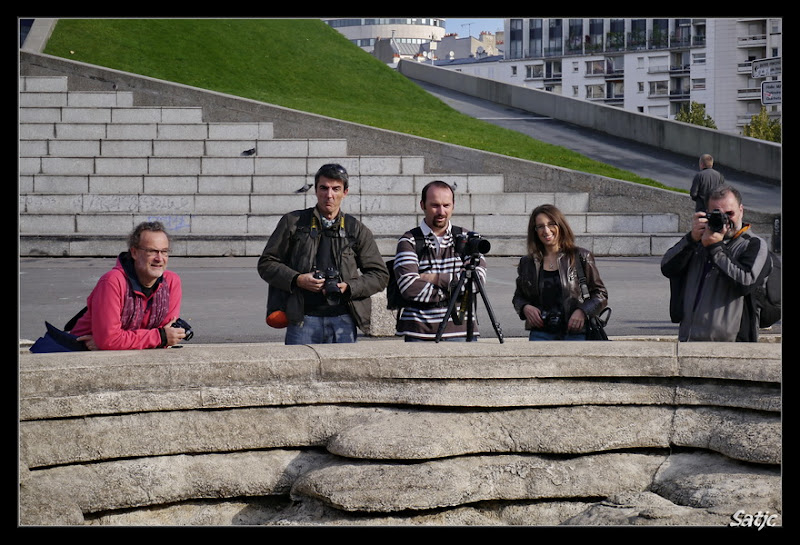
[762,81,781,105]
[752,57,781,78]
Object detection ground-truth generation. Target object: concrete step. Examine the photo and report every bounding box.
[18,76,678,257]
[19,138,350,158]
[19,75,69,92]
[19,120,275,140]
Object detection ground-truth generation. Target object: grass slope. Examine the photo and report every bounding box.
[44,18,678,191]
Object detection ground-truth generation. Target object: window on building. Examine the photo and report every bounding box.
[528,19,542,57]
[568,19,583,52]
[589,19,604,50]
[526,64,544,78]
[547,19,563,55]
[649,80,669,96]
[586,84,604,99]
[587,59,605,75]
[509,19,523,59]
[545,60,562,78]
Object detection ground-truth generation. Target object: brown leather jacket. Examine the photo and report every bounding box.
[512,248,608,329]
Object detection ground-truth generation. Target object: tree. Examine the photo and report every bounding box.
[675,101,717,129]
[742,106,781,143]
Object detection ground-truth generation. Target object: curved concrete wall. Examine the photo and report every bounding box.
[19,339,781,526]
[397,60,781,182]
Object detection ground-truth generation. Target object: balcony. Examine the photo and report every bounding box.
[737,34,767,47]
[737,87,761,100]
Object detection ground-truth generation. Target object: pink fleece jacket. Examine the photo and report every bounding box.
[70,258,182,350]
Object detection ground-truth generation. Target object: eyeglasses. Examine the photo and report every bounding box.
[534,222,558,232]
[137,247,170,257]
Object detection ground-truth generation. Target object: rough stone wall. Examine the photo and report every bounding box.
[18,339,781,527]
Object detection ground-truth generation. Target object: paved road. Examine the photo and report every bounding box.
[413,80,782,215]
[18,255,779,345]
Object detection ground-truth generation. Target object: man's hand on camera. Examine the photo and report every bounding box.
[164,317,187,346]
[297,272,324,292]
[691,211,707,242]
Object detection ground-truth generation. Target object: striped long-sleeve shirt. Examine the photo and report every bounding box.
[394,221,487,340]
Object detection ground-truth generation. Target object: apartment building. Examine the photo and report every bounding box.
[448,18,781,135]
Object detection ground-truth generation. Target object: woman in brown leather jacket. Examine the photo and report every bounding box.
[512,204,608,340]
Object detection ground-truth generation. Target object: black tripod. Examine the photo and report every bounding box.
[435,253,504,343]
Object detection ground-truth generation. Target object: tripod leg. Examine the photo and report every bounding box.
[435,269,467,342]
[473,272,504,343]
[465,280,475,342]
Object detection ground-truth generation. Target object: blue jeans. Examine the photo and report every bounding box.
[528,329,585,341]
[285,314,357,345]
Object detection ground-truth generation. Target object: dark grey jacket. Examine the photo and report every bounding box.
[512,248,608,330]
[257,207,388,334]
[690,167,725,212]
[660,226,767,342]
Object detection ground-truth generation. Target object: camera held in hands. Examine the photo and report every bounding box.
[171,317,194,341]
[705,209,731,233]
[540,310,564,333]
[314,267,342,305]
[455,231,491,256]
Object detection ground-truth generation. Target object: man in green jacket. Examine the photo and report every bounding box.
[257,163,388,344]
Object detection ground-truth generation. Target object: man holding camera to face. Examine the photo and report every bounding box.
[661,184,769,342]
[257,163,388,344]
[393,180,487,341]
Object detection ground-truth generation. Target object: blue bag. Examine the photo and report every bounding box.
[29,322,88,353]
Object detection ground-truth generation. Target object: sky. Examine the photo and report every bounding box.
[444,18,504,38]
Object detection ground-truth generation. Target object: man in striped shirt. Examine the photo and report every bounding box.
[393,180,487,341]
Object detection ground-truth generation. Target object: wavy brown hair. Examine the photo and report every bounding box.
[526,204,577,261]
[128,221,170,250]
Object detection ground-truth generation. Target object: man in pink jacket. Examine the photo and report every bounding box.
[68,222,187,350]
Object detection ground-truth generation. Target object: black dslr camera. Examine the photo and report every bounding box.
[705,209,731,233]
[314,266,342,305]
[455,231,491,256]
[540,310,564,333]
[171,317,194,340]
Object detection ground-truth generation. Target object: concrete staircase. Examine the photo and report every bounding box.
[19,76,681,257]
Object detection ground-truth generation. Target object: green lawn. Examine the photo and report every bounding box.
[44,18,681,191]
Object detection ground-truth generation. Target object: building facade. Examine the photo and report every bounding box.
[324,18,446,53]
[448,18,780,135]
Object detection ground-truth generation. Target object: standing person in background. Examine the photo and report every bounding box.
[513,204,608,340]
[690,154,725,212]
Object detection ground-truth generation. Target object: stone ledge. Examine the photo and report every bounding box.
[19,339,782,526]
